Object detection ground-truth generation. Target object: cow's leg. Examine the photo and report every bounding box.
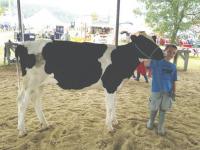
[31,87,49,131]
[17,89,31,137]
[112,94,118,126]
[105,91,117,131]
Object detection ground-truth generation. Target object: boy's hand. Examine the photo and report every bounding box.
[169,91,176,101]
[172,93,176,101]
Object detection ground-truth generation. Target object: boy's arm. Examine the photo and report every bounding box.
[173,81,176,93]
[172,81,176,101]
[144,59,151,67]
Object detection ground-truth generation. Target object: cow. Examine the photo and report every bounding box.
[15,34,164,137]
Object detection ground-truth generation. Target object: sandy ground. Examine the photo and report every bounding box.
[0,65,200,150]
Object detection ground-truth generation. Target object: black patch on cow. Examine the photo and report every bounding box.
[15,45,36,76]
[101,43,140,93]
[42,41,107,89]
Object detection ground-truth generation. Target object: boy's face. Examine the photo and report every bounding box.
[164,47,177,60]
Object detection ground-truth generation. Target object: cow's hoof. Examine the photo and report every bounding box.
[157,126,166,136]
[39,123,50,132]
[108,128,116,135]
[112,119,119,126]
[18,130,27,138]
[39,126,49,132]
[107,125,115,132]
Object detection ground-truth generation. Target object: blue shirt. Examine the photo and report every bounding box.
[150,59,177,92]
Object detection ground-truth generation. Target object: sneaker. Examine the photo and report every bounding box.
[146,120,154,130]
[157,126,165,136]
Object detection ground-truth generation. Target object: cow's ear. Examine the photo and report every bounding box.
[130,35,137,42]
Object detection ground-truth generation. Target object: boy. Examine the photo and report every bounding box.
[146,44,177,135]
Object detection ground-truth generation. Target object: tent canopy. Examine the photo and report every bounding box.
[24,9,64,30]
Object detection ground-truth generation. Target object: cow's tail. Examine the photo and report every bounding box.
[16,56,21,91]
[15,45,22,92]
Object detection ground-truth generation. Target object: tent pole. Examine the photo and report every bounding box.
[17,0,24,42]
[115,0,120,47]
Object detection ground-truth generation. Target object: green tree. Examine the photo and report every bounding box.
[0,0,14,15]
[135,0,200,43]
[0,7,5,15]
[91,12,98,22]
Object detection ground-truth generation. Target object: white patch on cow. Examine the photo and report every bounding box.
[22,39,51,55]
[31,87,49,130]
[25,65,49,87]
[41,73,58,85]
[104,90,117,131]
[98,44,115,74]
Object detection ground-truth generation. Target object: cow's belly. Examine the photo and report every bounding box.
[44,73,104,91]
[45,61,103,90]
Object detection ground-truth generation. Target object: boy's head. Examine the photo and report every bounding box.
[163,44,177,60]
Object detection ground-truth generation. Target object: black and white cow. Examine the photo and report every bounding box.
[15,35,163,137]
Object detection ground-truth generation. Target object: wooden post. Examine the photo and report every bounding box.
[184,51,189,71]
[173,52,178,65]
[115,0,120,47]
[17,0,24,42]
[174,50,190,71]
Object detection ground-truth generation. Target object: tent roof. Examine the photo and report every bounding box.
[24,9,64,29]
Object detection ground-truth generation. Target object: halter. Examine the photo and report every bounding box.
[134,43,161,59]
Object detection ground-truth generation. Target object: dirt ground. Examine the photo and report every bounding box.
[0,65,200,150]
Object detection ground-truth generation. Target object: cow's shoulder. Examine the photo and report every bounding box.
[111,42,137,63]
[82,42,108,58]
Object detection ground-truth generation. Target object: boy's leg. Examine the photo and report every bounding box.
[157,110,166,135]
[157,92,172,135]
[132,71,136,79]
[144,74,149,83]
[147,92,161,130]
[147,110,158,129]
[135,72,140,81]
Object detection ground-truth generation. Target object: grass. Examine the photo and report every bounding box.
[176,54,200,71]
[0,46,4,65]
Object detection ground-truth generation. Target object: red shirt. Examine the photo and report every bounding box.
[136,62,147,75]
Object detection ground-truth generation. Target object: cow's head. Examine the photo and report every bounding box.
[130,35,164,60]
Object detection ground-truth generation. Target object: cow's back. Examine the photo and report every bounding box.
[42,41,107,89]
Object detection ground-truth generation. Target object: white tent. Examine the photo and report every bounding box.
[24,9,64,30]
[0,15,17,26]
[17,0,121,45]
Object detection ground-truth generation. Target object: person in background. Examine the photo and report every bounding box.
[61,28,70,41]
[134,58,149,83]
[146,44,178,136]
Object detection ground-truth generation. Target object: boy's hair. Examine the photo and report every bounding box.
[165,44,177,50]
